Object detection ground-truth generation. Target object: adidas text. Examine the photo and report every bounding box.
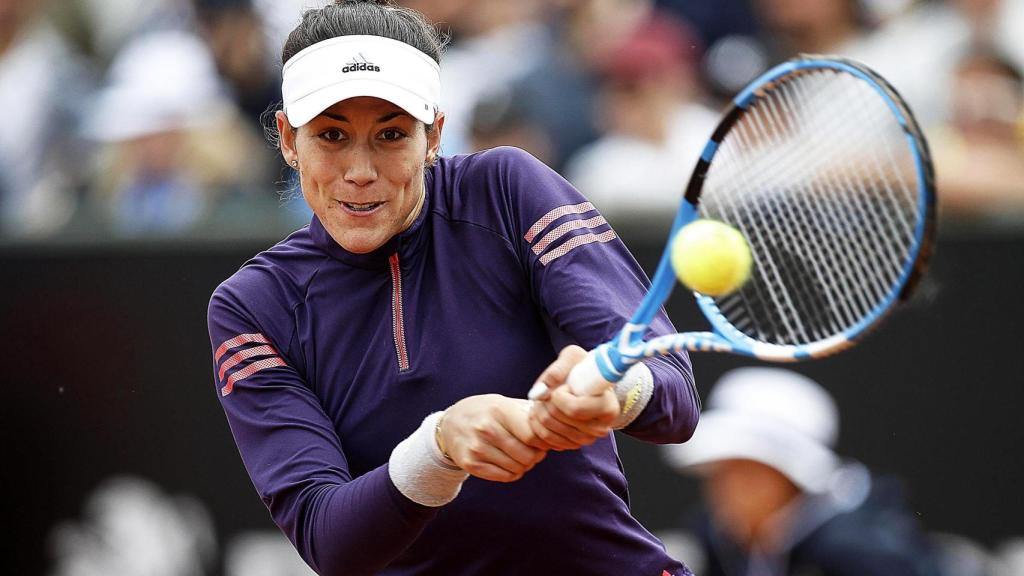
[342,63,381,73]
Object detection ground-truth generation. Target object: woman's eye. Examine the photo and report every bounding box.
[320,128,344,142]
[381,128,406,141]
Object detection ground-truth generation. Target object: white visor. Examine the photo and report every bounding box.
[282,35,440,127]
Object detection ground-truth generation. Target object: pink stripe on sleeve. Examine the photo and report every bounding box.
[218,344,279,381]
[214,333,270,362]
[538,230,617,266]
[532,215,609,255]
[524,202,595,243]
[221,357,287,396]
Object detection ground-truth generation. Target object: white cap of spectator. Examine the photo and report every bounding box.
[84,31,231,142]
[663,367,840,493]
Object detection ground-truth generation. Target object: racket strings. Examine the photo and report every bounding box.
[754,71,911,341]
[733,109,849,343]
[749,85,863,335]
[711,78,858,342]
[824,75,921,293]
[796,74,915,276]
[716,110,835,343]
[771,72,907,336]
[779,76,898,311]
[700,69,922,346]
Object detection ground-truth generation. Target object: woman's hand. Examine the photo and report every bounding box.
[527,345,620,451]
[438,394,548,482]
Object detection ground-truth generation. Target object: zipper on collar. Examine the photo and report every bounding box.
[388,253,411,372]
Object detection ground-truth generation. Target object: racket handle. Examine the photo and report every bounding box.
[567,351,613,396]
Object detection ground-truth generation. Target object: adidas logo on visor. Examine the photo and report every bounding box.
[342,53,380,73]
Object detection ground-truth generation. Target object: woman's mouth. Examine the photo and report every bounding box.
[339,201,385,214]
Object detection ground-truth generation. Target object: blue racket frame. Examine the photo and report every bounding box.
[589,56,936,383]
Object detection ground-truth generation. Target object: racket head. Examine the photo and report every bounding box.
[679,55,936,361]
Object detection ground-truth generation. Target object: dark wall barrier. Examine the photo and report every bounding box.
[3,229,1021,574]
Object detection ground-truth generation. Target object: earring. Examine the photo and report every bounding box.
[290,159,298,168]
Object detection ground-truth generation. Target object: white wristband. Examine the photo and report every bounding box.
[388,412,469,507]
[611,362,654,429]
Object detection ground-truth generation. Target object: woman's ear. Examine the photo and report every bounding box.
[426,112,445,164]
[276,110,299,166]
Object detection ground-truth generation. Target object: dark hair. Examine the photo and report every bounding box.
[282,0,445,67]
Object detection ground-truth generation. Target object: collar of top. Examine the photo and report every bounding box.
[282,35,440,127]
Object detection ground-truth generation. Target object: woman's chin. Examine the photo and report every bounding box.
[336,232,388,254]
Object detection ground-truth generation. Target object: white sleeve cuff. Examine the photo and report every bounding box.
[611,362,655,429]
[388,412,469,507]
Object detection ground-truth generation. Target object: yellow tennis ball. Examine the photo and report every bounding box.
[671,219,752,296]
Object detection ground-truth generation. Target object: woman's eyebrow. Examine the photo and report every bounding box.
[316,111,410,122]
[377,111,410,123]
[318,112,348,122]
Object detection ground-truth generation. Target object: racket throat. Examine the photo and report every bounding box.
[596,327,645,382]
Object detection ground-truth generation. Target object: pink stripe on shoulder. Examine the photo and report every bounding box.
[218,344,279,381]
[532,214,608,256]
[214,333,270,362]
[524,201,595,243]
[221,357,287,396]
[538,229,617,266]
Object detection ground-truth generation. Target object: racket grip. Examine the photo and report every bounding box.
[567,351,613,396]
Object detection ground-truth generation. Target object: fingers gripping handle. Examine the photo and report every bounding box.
[567,351,613,396]
[526,350,614,400]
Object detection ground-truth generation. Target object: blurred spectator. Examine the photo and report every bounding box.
[0,0,91,237]
[435,0,549,157]
[844,0,1024,130]
[687,0,891,105]
[399,0,475,28]
[656,0,765,99]
[193,0,281,129]
[994,538,1024,576]
[840,1,963,128]
[928,46,1024,223]
[751,0,872,59]
[950,0,1024,69]
[82,30,272,236]
[47,474,319,576]
[662,367,944,576]
[64,0,194,63]
[861,0,918,21]
[507,0,654,171]
[253,0,329,60]
[49,475,216,576]
[564,13,718,219]
[468,87,555,166]
[224,532,316,576]
[657,0,759,48]
[930,532,996,576]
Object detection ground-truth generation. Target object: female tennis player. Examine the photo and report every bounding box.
[206,1,698,574]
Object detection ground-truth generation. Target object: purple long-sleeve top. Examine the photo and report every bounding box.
[207,147,699,575]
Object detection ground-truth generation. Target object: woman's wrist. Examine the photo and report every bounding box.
[389,412,468,507]
[434,410,456,465]
[612,362,654,429]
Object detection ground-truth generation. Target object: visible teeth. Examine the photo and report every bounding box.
[343,202,381,212]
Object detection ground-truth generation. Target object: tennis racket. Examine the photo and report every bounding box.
[537,55,936,397]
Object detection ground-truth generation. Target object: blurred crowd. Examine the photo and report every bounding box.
[49,475,316,576]
[657,367,1024,576]
[2,0,1023,240]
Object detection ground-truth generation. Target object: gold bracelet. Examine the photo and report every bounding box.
[435,412,454,463]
